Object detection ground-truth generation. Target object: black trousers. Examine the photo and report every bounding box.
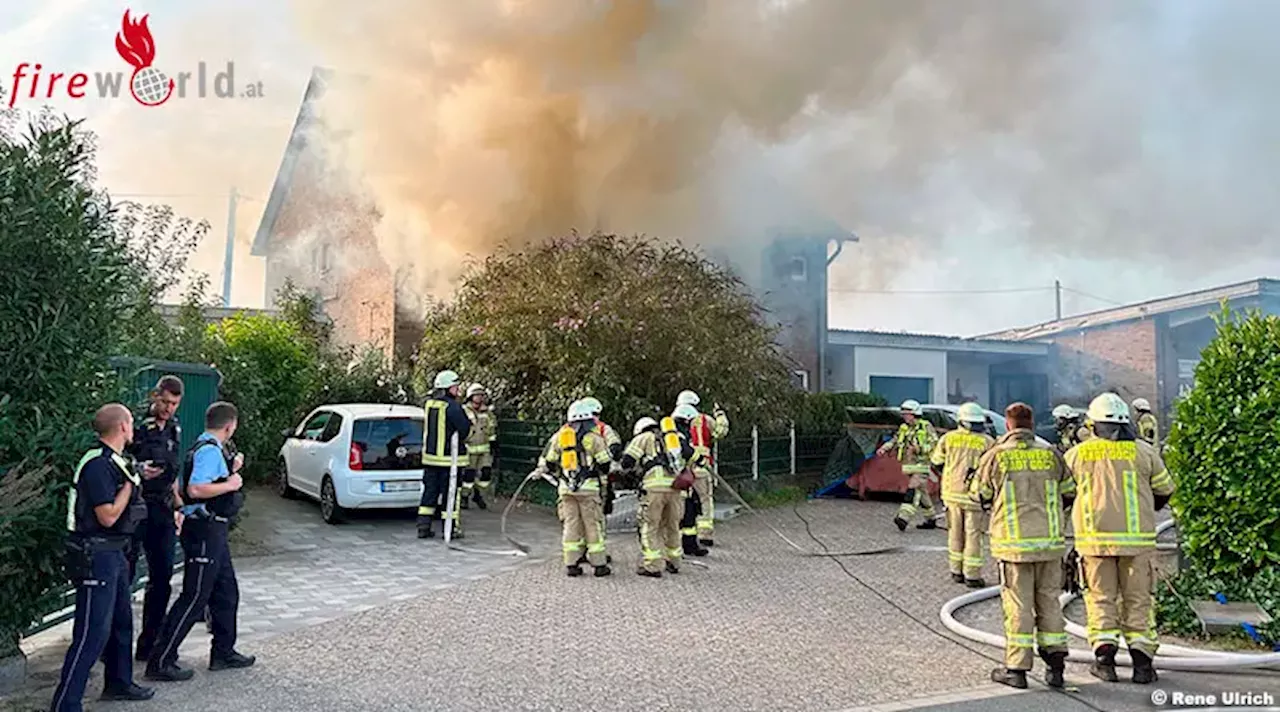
[417,466,460,531]
[680,488,702,531]
[126,500,176,655]
[50,549,133,712]
[147,518,238,669]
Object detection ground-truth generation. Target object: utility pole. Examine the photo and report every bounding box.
[1054,279,1062,320]
[222,187,238,307]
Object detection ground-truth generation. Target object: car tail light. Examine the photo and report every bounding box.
[349,443,364,470]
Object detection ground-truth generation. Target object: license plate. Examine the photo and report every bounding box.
[380,481,419,493]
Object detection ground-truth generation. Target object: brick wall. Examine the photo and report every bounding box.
[1045,319,1158,408]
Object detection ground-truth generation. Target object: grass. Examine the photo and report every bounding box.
[739,485,808,509]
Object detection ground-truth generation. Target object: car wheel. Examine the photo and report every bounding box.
[320,475,346,525]
[276,458,299,500]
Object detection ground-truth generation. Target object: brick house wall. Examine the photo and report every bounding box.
[1043,319,1159,409]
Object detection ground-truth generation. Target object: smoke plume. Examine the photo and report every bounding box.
[288,0,1280,301]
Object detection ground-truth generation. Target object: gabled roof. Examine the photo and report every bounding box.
[250,67,334,257]
[977,278,1280,341]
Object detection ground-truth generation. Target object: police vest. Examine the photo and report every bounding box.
[67,447,145,536]
[182,440,244,520]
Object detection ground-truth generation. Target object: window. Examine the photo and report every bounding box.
[301,412,331,441]
[791,369,811,391]
[318,413,344,443]
[869,376,933,407]
[351,417,424,471]
[789,256,808,282]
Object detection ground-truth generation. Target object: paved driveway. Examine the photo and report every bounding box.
[13,495,1280,712]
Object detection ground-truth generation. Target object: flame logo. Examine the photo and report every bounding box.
[115,10,156,69]
[114,10,174,107]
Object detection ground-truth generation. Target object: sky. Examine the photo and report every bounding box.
[3,0,1277,337]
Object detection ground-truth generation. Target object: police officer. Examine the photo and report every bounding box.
[417,370,471,539]
[127,376,184,661]
[146,401,254,682]
[50,404,154,711]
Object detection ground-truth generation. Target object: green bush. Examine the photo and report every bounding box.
[794,391,887,433]
[1165,307,1280,577]
[417,233,798,431]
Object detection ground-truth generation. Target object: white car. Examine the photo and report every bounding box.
[276,404,426,524]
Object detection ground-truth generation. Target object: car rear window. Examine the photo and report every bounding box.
[351,417,424,471]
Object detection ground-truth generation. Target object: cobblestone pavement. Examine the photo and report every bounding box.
[17,496,1278,712]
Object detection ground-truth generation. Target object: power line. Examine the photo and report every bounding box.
[1060,286,1125,306]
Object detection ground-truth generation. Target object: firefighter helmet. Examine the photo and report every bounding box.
[672,404,698,421]
[633,417,659,436]
[676,390,700,407]
[466,383,486,399]
[433,370,460,390]
[567,400,594,422]
[581,396,603,415]
[1087,393,1130,424]
[1131,397,1151,412]
[957,402,986,423]
[1052,404,1075,420]
[900,399,924,415]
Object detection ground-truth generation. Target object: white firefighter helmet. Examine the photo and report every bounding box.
[1087,392,1130,424]
[581,396,603,415]
[676,390,700,407]
[633,417,658,436]
[957,402,986,423]
[672,403,698,421]
[1051,404,1075,420]
[1131,397,1151,412]
[433,370,461,390]
[466,383,486,399]
[900,399,924,416]
[567,400,594,423]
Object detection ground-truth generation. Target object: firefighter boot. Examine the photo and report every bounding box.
[637,568,662,579]
[1040,650,1067,688]
[916,519,938,530]
[417,522,435,539]
[566,565,583,577]
[990,668,1028,689]
[1130,649,1158,684]
[682,534,709,557]
[473,491,487,510]
[665,561,680,574]
[1090,644,1119,683]
[700,538,714,548]
[893,516,908,532]
[460,496,470,510]
[951,573,966,584]
[965,577,987,588]
[594,564,612,578]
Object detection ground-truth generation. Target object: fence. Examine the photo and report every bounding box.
[494,419,848,483]
[24,359,220,638]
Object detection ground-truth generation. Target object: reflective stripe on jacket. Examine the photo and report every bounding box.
[463,404,495,454]
[623,431,674,491]
[1063,438,1173,557]
[544,425,611,494]
[930,429,995,509]
[1136,413,1159,446]
[971,429,1074,562]
[689,411,729,468]
[422,396,469,467]
[893,420,938,474]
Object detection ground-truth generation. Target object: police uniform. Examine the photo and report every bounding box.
[931,426,995,584]
[51,443,149,711]
[418,392,471,538]
[686,408,728,545]
[126,411,182,659]
[971,429,1073,686]
[146,433,249,678]
[460,402,496,509]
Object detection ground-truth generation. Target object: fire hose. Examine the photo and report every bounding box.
[939,520,1280,672]
[441,434,527,558]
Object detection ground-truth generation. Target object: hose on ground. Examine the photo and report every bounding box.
[940,520,1280,673]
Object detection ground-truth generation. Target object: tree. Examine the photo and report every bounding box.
[417,233,798,429]
[0,113,137,652]
[1166,306,1280,577]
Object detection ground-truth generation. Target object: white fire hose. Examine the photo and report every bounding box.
[442,433,528,558]
[940,520,1280,672]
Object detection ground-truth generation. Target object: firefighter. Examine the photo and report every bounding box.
[971,402,1074,690]
[1064,392,1174,684]
[878,399,940,531]
[931,402,995,587]
[1051,404,1087,454]
[460,383,496,510]
[621,417,692,578]
[671,403,710,556]
[1132,398,1159,447]
[581,397,621,557]
[677,390,729,547]
[417,370,471,539]
[536,400,613,578]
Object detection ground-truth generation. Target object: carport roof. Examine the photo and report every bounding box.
[828,329,1049,356]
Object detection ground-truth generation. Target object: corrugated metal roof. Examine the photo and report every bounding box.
[977,278,1280,341]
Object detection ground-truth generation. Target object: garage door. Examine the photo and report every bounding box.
[870,376,932,406]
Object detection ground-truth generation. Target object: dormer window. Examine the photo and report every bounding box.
[789,256,808,282]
